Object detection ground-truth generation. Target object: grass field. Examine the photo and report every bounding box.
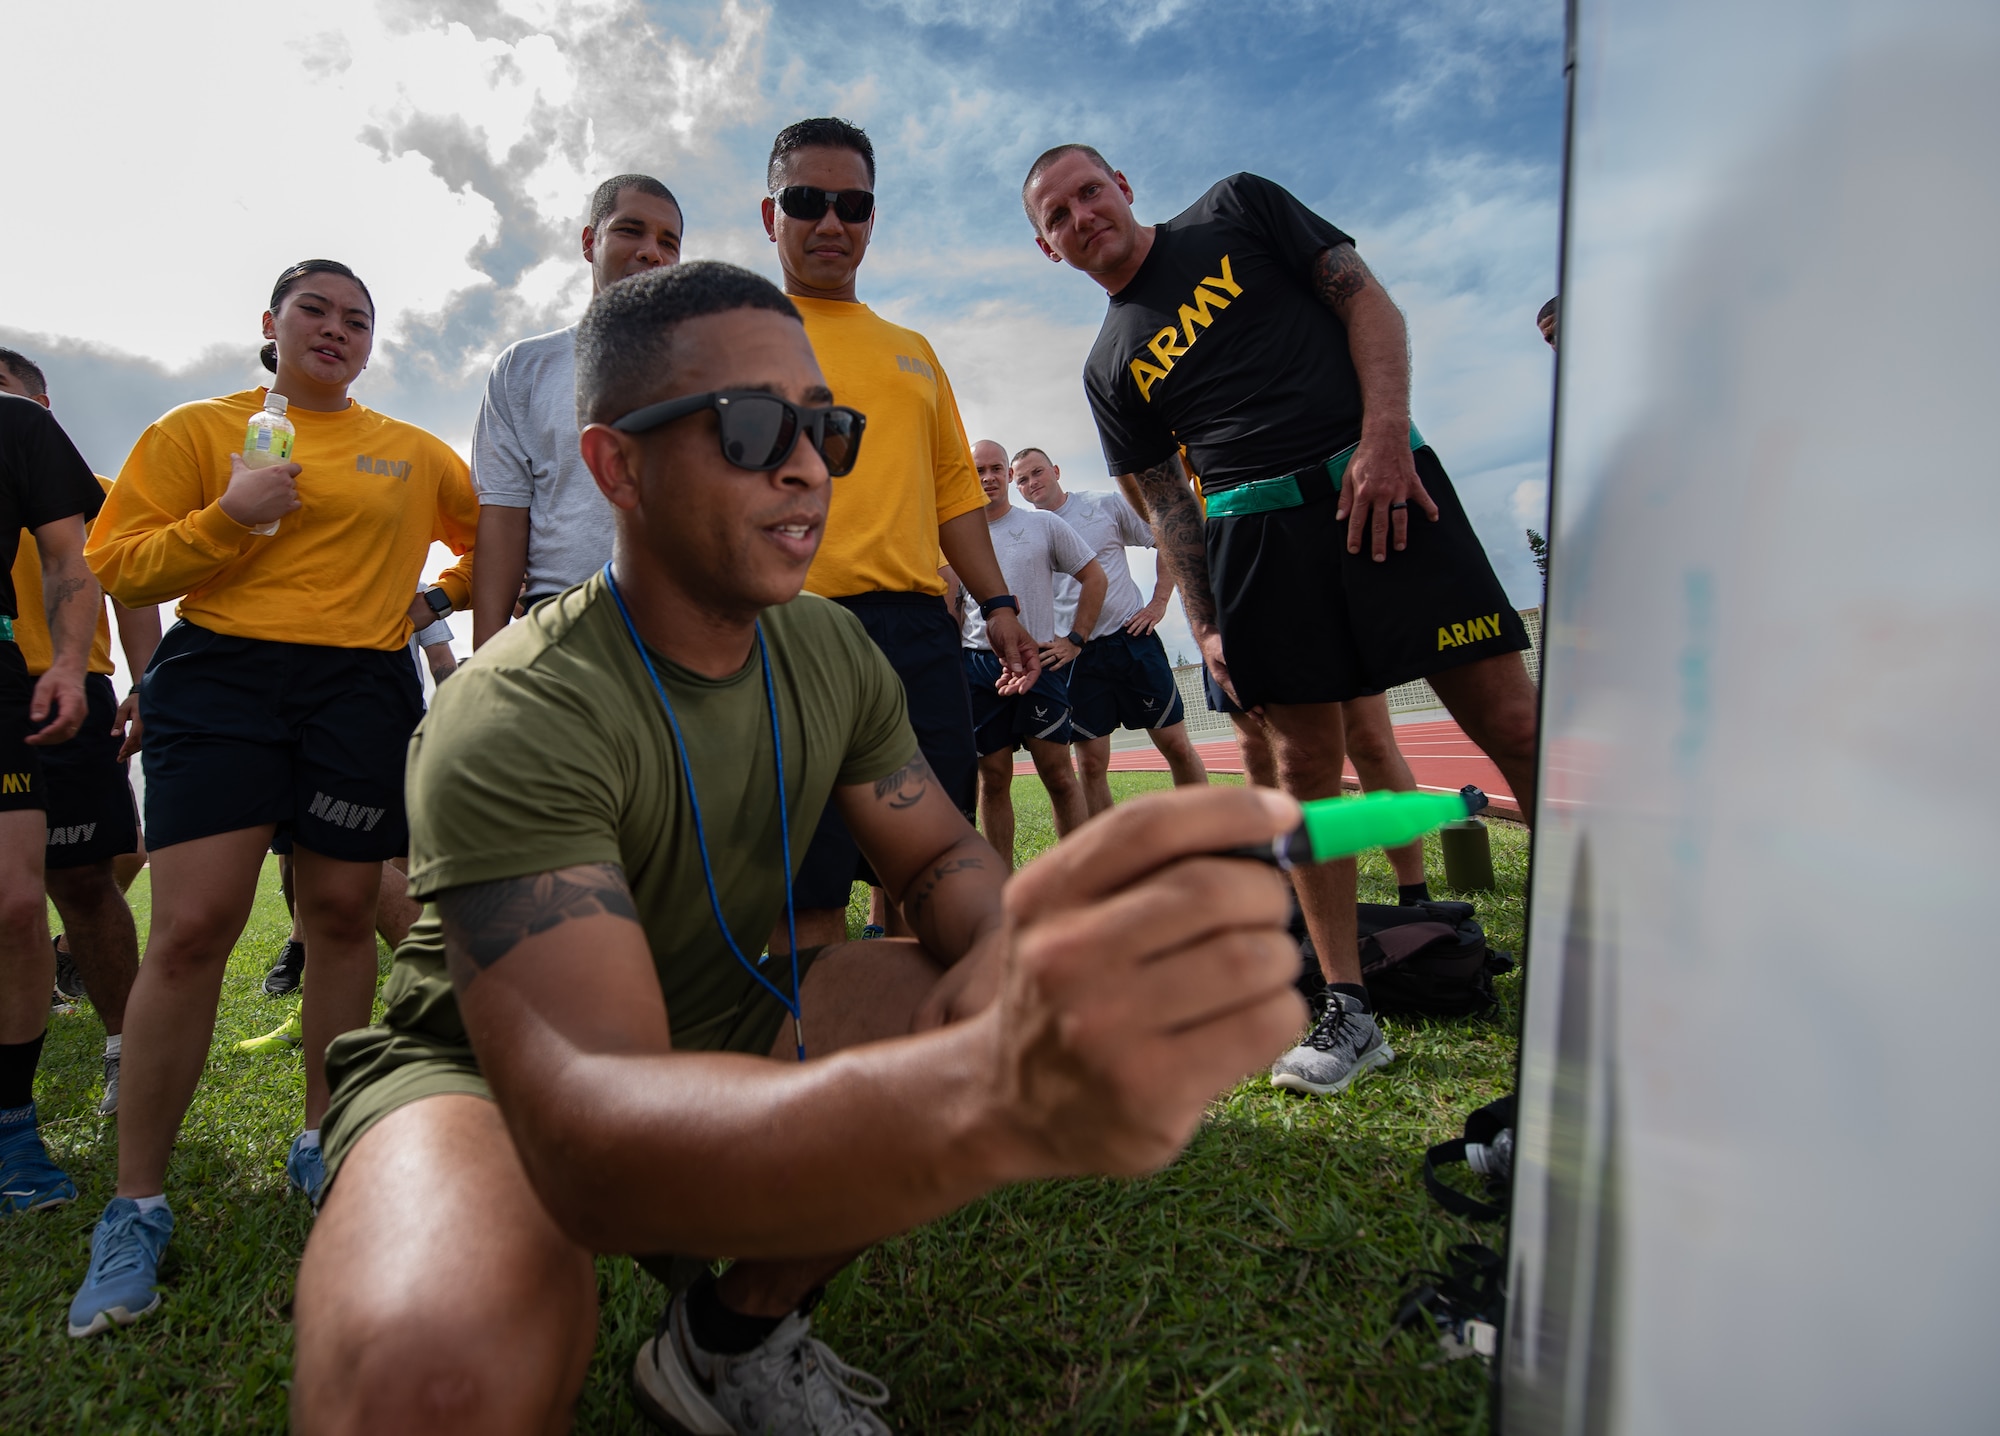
[1,773,1525,1434]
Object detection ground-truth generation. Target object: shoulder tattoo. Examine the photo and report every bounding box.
[436,862,638,976]
[1314,244,1370,309]
[873,754,933,810]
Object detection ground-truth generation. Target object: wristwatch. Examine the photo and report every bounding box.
[978,594,1020,618]
[423,586,452,617]
[1065,629,1087,648]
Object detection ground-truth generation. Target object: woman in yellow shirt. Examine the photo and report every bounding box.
[70,259,477,1336]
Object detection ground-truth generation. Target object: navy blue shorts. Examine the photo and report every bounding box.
[964,649,1073,757]
[1068,629,1185,740]
[792,593,978,910]
[42,672,139,869]
[140,621,421,861]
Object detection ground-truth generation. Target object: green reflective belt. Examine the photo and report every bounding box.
[1203,425,1426,519]
[0,616,13,643]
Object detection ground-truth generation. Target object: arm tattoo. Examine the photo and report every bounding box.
[1313,243,1370,311]
[873,754,933,810]
[45,575,86,615]
[904,855,987,923]
[436,862,638,977]
[1128,456,1218,633]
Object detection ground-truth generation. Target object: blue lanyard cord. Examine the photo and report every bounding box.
[601,563,804,1061]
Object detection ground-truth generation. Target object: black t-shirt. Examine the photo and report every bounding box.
[0,395,105,620]
[1083,172,1364,494]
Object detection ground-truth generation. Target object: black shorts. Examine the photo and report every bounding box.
[792,594,978,910]
[0,642,47,814]
[41,672,139,869]
[964,649,1074,757]
[1069,629,1185,739]
[1205,447,1529,707]
[140,621,422,862]
[1201,668,1383,715]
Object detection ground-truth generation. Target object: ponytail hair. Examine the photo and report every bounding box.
[263,259,375,373]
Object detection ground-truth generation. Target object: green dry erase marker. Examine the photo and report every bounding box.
[1229,786,1489,870]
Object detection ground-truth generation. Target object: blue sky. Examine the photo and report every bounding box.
[1,0,1563,665]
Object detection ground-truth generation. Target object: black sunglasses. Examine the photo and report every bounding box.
[610,390,867,477]
[775,185,875,225]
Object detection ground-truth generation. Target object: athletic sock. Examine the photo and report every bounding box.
[298,1128,321,1150]
[0,1032,47,1110]
[1328,982,1372,1013]
[1398,882,1432,906]
[685,1270,786,1355]
[132,1193,169,1214]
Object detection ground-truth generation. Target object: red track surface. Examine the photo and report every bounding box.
[1017,717,1522,821]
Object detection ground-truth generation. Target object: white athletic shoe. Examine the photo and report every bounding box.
[96,1051,120,1117]
[631,1289,892,1435]
[1270,991,1394,1095]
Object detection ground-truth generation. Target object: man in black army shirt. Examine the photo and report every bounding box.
[0,387,105,1213]
[1023,146,1540,1098]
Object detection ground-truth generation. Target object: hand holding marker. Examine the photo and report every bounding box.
[1228,786,1489,870]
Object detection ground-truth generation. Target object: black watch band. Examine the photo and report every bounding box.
[423,586,452,617]
[1065,629,1087,648]
[978,594,1020,618]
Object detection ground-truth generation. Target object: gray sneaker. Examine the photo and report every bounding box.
[96,1052,120,1117]
[632,1289,891,1434]
[1270,992,1394,1095]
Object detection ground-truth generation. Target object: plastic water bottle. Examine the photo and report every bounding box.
[242,391,295,536]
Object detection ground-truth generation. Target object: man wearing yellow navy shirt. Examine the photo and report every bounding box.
[0,350,160,1120]
[760,117,1043,953]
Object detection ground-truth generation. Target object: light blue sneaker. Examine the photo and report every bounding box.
[286,1132,326,1209]
[68,1197,174,1337]
[0,1104,77,1214]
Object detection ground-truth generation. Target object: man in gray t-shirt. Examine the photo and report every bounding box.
[469,174,685,648]
[1014,447,1209,815]
[960,441,1105,866]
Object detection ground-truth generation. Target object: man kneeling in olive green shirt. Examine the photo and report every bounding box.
[291,261,1307,1436]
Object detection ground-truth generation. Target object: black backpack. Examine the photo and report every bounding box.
[1360,901,1514,1017]
[1293,899,1514,1018]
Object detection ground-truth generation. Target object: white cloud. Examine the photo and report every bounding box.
[0,0,766,373]
[1512,475,1550,529]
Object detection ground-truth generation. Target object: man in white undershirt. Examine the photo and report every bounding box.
[960,441,1104,867]
[1012,447,1208,814]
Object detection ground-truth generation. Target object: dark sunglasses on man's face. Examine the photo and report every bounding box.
[610,390,867,477]
[775,185,875,225]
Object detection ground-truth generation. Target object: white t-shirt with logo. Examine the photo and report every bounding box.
[961,503,1096,650]
[1047,489,1153,639]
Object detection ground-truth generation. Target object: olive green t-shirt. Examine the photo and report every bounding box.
[377,570,917,1053]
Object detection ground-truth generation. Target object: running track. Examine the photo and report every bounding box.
[1016,716,1523,821]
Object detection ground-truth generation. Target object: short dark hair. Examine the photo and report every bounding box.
[767,117,876,191]
[1011,446,1053,468]
[1537,296,1559,325]
[1021,144,1116,230]
[0,347,47,399]
[587,174,682,234]
[262,259,374,374]
[574,261,801,427]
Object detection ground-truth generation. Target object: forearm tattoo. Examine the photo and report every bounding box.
[437,862,638,979]
[904,855,987,924]
[1129,456,1218,632]
[873,755,933,811]
[45,574,86,617]
[1313,243,1370,310]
